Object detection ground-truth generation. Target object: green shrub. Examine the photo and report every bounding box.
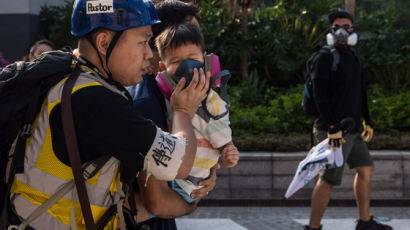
[199,0,410,90]
[230,84,313,136]
[368,85,410,131]
[233,131,410,151]
[233,133,311,152]
[230,84,410,151]
[230,84,410,137]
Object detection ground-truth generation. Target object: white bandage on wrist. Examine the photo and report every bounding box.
[142,128,186,185]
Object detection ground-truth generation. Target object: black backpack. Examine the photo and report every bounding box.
[0,51,76,219]
[302,45,340,116]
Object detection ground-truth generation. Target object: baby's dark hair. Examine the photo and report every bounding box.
[155,23,205,59]
[150,0,199,49]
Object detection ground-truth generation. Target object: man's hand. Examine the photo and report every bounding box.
[221,142,239,168]
[328,126,346,150]
[361,120,374,142]
[190,163,220,199]
[171,68,211,117]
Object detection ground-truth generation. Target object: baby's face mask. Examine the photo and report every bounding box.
[156,53,223,100]
[156,53,231,121]
[172,59,205,88]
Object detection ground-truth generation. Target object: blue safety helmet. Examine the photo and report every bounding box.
[71,0,161,37]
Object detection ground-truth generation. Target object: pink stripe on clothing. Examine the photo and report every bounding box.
[197,138,218,150]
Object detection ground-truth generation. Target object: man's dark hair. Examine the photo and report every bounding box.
[328,10,354,24]
[30,39,54,55]
[151,0,199,49]
[155,23,204,59]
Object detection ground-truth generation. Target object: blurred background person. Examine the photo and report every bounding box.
[28,39,54,61]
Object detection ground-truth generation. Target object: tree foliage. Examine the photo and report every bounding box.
[199,0,410,91]
[39,0,77,50]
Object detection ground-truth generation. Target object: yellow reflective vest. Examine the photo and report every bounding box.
[10,66,128,230]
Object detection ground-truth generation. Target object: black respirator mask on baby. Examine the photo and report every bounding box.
[326,24,358,47]
[155,53,231,120]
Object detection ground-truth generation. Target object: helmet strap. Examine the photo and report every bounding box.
[105,30,124,81]
[85,35,112,80]
[83,33,132,102]
[85,30,124,82]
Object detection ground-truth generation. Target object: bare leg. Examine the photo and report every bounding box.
[309,178,333,228]
[354,166,374,221]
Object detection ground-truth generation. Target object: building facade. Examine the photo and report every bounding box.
[0,0,64,62]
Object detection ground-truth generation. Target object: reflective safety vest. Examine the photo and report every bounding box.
[10,66,129,230]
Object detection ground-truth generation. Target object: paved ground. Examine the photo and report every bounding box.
[176,206,410,230]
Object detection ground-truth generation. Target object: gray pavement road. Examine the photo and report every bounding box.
[176,206,410,230]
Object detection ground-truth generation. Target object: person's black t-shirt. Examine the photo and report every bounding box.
[138,216,177,230]
[128,75,168,131]
[311,47,370,132]
[49,78,157,183]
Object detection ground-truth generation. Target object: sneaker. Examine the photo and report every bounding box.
[355,216,393,230]
[304,225,322,230]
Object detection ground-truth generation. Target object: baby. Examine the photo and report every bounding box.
[155,23,240,202]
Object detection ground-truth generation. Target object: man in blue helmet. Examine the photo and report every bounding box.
[7,0,210,229]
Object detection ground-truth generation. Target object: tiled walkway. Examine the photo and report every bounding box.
[177,206,410,230]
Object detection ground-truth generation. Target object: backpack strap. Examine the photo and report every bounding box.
[214,70,231,106]
[14,91,40,174]
[322,45,340,72]
[303,46,340,107]
[6,61,38,174]
[115,176,126,230]
[61,63,98,230]
[61,65,128,230]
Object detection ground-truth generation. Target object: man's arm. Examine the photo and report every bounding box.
[137,163,219,219]
[138,170,197,219]
[171,69,211,178]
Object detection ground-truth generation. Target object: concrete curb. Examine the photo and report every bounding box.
[205,150,410,200]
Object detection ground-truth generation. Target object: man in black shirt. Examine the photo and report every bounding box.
[8,1,210,229]
[305,10,392,230]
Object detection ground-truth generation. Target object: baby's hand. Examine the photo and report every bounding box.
[221,143,239,168]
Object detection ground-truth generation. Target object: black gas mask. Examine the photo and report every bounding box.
[326,24,358,47]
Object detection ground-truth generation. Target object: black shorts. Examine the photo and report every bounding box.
[315,129,374,186]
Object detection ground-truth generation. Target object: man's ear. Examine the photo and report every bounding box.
[95,30,113,56]
[159,61,166,71]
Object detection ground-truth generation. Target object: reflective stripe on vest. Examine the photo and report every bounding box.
[10,67,127,230]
